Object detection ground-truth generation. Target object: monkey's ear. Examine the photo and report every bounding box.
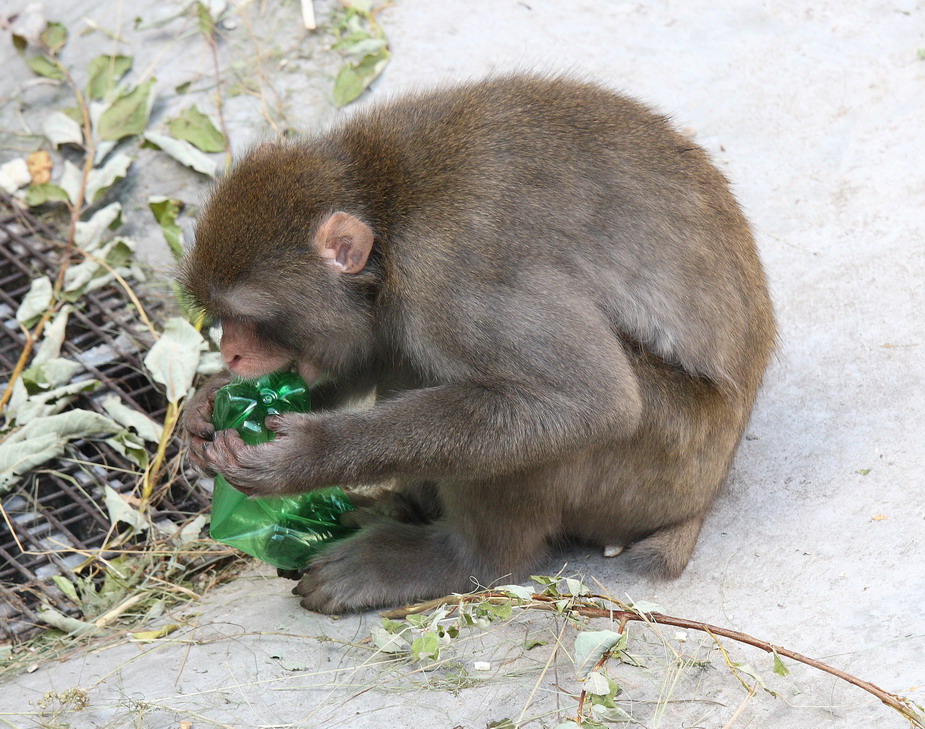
[314,212,374,274]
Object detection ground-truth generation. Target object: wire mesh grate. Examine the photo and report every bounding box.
[0,195,209,641]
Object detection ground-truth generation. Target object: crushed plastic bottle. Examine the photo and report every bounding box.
[208,372,355,570]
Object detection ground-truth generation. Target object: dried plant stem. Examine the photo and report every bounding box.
[384,592,924,728]
[78,248,159,339]
[0,314,53,414]
[516,620,569,726]
[141,399,181,503]
[203,14,232,170]
[0,56,97,417]
[575,649,613,725]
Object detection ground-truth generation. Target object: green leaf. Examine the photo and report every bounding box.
[524,638,547,650]
[23,358,82,390]
[476,600,513,621]
[629,600,664,615]
[176,514,209,546]
[98,78,156,142]
[332,67,365,108]
[37,607,97,636]
[62,106,83,124]
[530,575,560,596]
[15,275,53,325]
[589,674,621,708]
[342,0,373,13]
[166,106,226,152]
[855,468,871,476]
[106,430,149,469]
[585,671,611,695]
[86,153,133,202]
[497,584,533,601]
[51,575,80,604]
[565,578,590,596]
[772,649,791,677]
[40,22,68,53]
[0,410,120,494]
[104,237,135,269]
[101,395,163,442]
[143,317,207,403]
[32,306,70,366]
[86,54,133,100]
[5,380,100,425]
[487,721,515,729]
[574,630,626,678]
[335,37,386,58]
[25,183,70,207]
[143,131,217,177]
[75,202,123,250]
[175,81,192,95]
[42,110,83,147]
[371,623,410,653]
[58,160,83,205]
[332,44,390,108]
[103,485,151,532]
[26,54,65,80]
[405,613,431,628]
[196,1,215,35]
[410,631,440,661]
[589,704,635,724]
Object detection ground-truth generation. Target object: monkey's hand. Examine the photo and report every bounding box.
[198,413,317,496]
[183,373,233,474]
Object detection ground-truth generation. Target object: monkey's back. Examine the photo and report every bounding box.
[335,75,775,399]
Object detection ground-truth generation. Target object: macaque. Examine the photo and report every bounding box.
[181,75,776,614]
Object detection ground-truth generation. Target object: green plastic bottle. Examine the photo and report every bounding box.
[208,372,355,570]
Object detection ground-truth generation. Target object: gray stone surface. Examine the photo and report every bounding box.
[1,1,923,727]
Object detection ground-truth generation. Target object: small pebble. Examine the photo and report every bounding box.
[473,661,491,671]
[603,545,624,558]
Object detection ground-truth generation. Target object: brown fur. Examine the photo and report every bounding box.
[180,74,776,613]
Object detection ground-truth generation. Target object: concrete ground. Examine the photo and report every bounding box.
[1,0,923,727]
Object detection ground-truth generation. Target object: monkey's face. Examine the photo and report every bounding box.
[180,143,379,383]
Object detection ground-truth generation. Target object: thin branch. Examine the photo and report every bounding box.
[141,399,182,504]
[0,53,97,417]
[383,591,925,728]
[516,620,569,726]
[203,18,232,170]
[575,648,613,725]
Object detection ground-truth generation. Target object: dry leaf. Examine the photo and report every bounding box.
[27,150,53,184]
[871,513,888,521]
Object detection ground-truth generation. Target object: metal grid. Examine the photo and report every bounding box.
[0,195,209,641]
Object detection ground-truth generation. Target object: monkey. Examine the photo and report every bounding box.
[180,74,777,614]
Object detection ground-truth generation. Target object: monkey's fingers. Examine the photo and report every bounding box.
[185,412,216,441]
[264,412,302,437]
[209,430,280,496]
[187,436,218,475]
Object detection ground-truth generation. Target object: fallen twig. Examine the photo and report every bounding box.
[383,591,925,728]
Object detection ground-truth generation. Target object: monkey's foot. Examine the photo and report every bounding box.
[291,520,471,614]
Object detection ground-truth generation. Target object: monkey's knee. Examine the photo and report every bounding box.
[627,514,706,579]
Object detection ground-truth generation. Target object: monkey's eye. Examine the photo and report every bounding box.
[255,317,294,350]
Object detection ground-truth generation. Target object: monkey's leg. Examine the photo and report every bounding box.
[293,473,555,613]
[627,512,707,579]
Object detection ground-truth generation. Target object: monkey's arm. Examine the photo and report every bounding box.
[201,302,644,495]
